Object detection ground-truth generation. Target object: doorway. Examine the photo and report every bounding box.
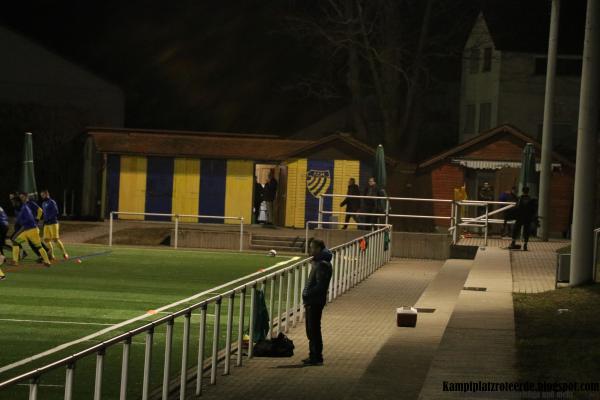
[254,163,284,225]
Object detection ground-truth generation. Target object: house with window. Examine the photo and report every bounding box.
[459,6,583,157]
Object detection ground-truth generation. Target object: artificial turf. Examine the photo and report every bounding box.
[0,244,296,399]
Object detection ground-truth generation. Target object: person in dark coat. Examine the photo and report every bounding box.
[509,187,538,251]
[0,206,10,257]
[253,177,264,223]
[362,177,385,228]
[340,178,360,229]
[263,170,278,225]
[302,239,332,366]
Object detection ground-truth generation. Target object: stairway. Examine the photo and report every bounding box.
[250,234,305,253]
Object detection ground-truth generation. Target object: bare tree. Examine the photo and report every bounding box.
[285,0,474,160]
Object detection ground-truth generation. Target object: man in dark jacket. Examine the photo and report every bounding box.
[509,187,537,251]
[253,177,264,223]
[362,177,385,227]
[263,170,278,225]
[340,178,360,229]
[302,239,333,366]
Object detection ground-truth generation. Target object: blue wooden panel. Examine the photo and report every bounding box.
[199,159,227,223]
[305,159,334,227]
[145,157,174,221]
[106,154,120,218]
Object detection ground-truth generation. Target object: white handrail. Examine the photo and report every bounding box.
[109,211,244,251]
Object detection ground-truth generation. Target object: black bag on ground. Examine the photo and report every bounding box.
[253,333,295,357]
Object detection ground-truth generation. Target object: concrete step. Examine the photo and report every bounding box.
[251,239,305,247]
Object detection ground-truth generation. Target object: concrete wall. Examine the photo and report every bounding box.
[175,229,251,251]
[176,228,450,260]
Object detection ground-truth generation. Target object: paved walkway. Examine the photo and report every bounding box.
[181,259,445,400]
[458,237,569,293]
[419,247,518,399]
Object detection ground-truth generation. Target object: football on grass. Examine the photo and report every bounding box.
[268,249,277,257]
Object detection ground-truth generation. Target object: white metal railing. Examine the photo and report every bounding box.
[304,220,391,254]
[0,226,391,399]
[318,193,516,246]
[109,211,244,251]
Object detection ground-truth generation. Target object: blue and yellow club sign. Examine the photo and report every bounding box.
[306,170,331,198]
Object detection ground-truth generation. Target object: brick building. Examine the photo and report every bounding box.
[417,125,574,237]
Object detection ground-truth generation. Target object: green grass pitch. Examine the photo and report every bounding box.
[0,244,297,399]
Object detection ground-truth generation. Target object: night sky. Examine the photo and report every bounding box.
[0,0,586,136]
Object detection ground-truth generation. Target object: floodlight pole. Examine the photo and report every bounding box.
[538,0,560,241]
[570,0,600,286]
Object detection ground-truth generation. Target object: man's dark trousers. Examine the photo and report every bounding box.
[305,303,325,361]
[512,219,531,243]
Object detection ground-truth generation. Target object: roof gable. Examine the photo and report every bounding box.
[418,124,574,170]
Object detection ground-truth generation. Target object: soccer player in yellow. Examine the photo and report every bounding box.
[12,193,51,267]
[40,190,69,260]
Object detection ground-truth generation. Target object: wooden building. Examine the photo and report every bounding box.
[83,127,397,228]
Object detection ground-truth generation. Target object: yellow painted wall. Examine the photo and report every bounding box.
[333,160,360,229]
[224,160,254,224]
[172,158,200,222]
[284,158,307,228]
[118,156,147,220]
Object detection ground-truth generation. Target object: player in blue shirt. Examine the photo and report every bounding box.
[12,193,51,267]
[40,190,68,260]
[18,192,53,261]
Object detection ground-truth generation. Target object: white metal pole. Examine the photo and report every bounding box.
[284,271,292,332]
[93,350,105,400]
[539,0,561,241]
[109,212,113,247]
[64,363,75,400]
[195,305,207,396]
[62,189,68,217]
[28,378,39,400]
[484,204,489,247]
[224,293,235,375]
[119,338,131,400]
[248,286,256,359]
[174,216,179,249]
[239,218,244,251]
[236,289,246,366]
[210,300,221,385]
[318,196,323,229]
[180,312,191,400]
[571,0,600,286]
[142,329,154,400]
[162,320,174,400]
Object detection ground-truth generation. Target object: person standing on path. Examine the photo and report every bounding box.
[340,178,360,229]
[263,170,278,225]
[509,187,537,251]
[302,239,332,366]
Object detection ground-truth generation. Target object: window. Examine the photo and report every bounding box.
[464,104,476,134]
[469,48,480,74]
[482,47,493,72]
[534,57,582,76]
[479,103,491,132]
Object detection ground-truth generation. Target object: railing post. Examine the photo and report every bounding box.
[195,304,207,396]
[385,198,390,225]
[292,267,299,327]
[174,215,179,249]
[484,203,489,247]
[331,250,337,301]
[285,270,292,332]
[268,279,275,338]
[142,328,154,400]
[64,362,75,400]
[224,292,235,375]
[452,202,460,244]
[162,319,174,400]
[119,337,131,400]
[248,285,257,359]
[276,273,283,335]
[180,312,191,400]
[317,196,323,229]
[236,288,246,367]
[109,212,113,247]
[210,298,222,385]
[239,218,244,252]
[28,377,39,400]
[94,348,105,400]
